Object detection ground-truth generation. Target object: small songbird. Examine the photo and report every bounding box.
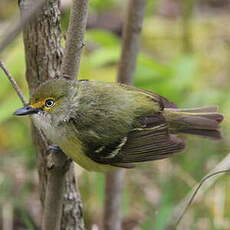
[14,78,224,172]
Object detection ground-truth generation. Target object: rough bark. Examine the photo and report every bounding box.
[104,1,146,230]
[19,0,84,229]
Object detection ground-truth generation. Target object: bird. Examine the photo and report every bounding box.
[14,78,224,172]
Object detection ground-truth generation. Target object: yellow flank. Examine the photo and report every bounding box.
[59,137,118,172]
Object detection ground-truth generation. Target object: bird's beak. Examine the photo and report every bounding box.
[14,105,40,116]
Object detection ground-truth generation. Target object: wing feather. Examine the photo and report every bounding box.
[119,84,177,109]
[87,123,185,165]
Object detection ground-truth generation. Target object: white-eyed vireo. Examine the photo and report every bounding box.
[14,78,224,172]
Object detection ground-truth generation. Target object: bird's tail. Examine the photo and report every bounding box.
[163,106,224,139]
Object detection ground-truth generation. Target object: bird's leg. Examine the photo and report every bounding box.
[48,144,63,153]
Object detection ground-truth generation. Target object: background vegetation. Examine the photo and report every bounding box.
[0,0,229,229]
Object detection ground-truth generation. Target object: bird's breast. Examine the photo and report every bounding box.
[33,113,116,172]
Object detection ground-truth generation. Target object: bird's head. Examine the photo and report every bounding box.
[14,78,75,118]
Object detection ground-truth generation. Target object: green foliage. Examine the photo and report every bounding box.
[89,0,119,12]
[135,54,197,103]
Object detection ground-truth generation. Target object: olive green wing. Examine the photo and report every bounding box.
[85,114,185,167]
[119,83,177,109]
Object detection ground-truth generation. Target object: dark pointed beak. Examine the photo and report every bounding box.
[14,105,40,116]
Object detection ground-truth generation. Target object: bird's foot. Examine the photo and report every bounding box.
[48,144,63,153]
[48,145,72,166]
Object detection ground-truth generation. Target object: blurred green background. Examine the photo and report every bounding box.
[0,0,229,229]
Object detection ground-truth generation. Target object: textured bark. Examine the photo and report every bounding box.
[61,165,84,230]
[19,0,84,229]
[104,1,146,230]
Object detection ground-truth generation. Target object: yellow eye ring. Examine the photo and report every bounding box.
[45,98,55,108]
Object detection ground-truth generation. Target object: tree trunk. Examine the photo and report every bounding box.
[19,0,84,229]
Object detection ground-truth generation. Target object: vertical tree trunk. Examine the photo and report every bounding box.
[19,0,84,229]
[104,1,146,230]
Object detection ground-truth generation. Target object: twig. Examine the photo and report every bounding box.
[165,153,230,229]
[0,0,46,53]
[0,61,27,106]
[117,0,147,84]
[0,61,50,147]
[61,0,88,80]
[104,170,125,230]
[104,1,146,230]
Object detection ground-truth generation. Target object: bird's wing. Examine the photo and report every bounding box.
[85,113,185,167]
[119,83,177,109]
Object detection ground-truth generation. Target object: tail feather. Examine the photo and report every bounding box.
[163,106,224,140]
[167,106,219,113]
[180,129,222,139]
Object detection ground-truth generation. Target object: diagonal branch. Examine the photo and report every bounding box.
[165,153,230,229]
[0,61,27,105]
[61,0,88,80]
[104,1,146,230]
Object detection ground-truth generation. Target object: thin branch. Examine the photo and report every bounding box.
[165,153,230,229]
[117,0,147,84]
[104,170,125,230]
[0,61,27,105]
[61,0,88,80]
[0,0,46,54]
[104,1,146,230]
[0,62,51,148]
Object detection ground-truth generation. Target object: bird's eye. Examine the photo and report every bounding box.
[45,99,55,107]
